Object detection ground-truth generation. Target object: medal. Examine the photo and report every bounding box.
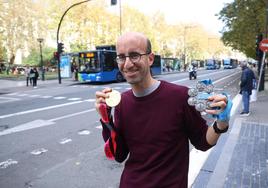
[106,90,121,107]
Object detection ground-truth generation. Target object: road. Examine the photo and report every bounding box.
[0,69,241,188]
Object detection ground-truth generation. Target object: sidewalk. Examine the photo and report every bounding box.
[193,82,268,187]
[0,78,76,93]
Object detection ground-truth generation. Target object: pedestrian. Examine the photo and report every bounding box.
[31,67,39,88]
[239,61,255,116]
[25,66,32,86]
[95,32,232,188]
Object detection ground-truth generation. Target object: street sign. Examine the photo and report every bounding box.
[259,39,268,52]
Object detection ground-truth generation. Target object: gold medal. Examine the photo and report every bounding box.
[106,90,121,107]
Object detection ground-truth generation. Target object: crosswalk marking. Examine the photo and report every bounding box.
[40,96,53,98]
[68,98,82,101]
[29,95,41,98]
[0,96,20,103]
[17,94,28,96]
[53,96,66,100]
[1,92,96,104]
[84,99,95,102]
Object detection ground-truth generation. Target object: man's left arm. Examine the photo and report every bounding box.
[205,94,233,145]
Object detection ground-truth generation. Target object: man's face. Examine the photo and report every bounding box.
[116,34,153,85]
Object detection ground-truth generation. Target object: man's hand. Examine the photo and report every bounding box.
[95,88,112,115]
[206,94,233,127]
[205,94,227,115]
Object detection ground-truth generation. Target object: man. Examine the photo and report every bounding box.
[25,66,32,86]
[95,32,231,188]
[240,61,255,116]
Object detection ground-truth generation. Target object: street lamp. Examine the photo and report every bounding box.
[37,38,45,81]
[266,1,268,38]
[183,25,196,68]
[111,0,122,35]
[119,0,122,34]
[56,0,91,84]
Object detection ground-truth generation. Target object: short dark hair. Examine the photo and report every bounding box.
[146,39,152,54]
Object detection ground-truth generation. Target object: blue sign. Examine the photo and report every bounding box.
[60,55,71,78]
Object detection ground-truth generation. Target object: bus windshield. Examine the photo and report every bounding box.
[223,59,231,65]
[206,59,214,65]
[78,52,101,73]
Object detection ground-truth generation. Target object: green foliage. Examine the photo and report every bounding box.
[0,0,232,65]
[22,47,56,66]
[218,0,266,58]
[0,44,7,62]
[22,49,39,66]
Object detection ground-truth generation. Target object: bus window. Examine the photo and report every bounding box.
[152,55,161,67]
[79,52,100,73]
[102,51,117,71]
[151,55,161,75]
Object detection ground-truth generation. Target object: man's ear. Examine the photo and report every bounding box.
[148,53,155,66]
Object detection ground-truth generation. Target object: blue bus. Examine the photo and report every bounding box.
[77,46,161,82]
[223,58,238,69]
[205,59,220,70]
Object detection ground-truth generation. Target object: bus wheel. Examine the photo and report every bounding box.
[116,72,124,82]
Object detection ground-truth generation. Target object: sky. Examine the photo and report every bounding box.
[119,0,234,36]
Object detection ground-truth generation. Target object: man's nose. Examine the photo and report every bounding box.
[124,57,134,68]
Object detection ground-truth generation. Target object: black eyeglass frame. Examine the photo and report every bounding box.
[116,52,151,64]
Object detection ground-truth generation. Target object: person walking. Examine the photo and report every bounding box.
[95,32,232,188]
[25,66,32,86]
[31,67,39,88]
[239,61,255,116]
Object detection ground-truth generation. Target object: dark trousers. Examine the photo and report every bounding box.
[26,77,32,86]
[32,77,37,87]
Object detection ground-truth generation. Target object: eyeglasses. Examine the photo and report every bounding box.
[116,52,150,64]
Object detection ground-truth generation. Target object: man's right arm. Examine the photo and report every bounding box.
[240,70,247,87]
[95,89,129,162]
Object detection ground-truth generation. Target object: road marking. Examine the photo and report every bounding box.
[0,159,18,169]
[40,95,53,98]
[6,92,19,96]
[84,99,95,102]
[68,98,82,101]
[213,72,239,84]
[0,100,84,119]
[29,94,41,98]
[30,148,48,155]
[17,94,28,96]
[59,138,72,144]
[0,97,20,103]
[54,96,66,100]
[172,70,239,84]
[48,109,95,122]
[78,129,91,135]
[0,109,96,136]
[0,119,55,136]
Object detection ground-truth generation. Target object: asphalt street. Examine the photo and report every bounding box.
[0,69,243,188]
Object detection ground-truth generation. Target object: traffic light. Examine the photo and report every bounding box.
[111,0,117,5]
[256,34,263,59]
[58,42,64,54]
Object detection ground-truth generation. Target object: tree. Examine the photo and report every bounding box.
[0,0,47,64]
[22,47,55,67]
[218,0,266,58]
